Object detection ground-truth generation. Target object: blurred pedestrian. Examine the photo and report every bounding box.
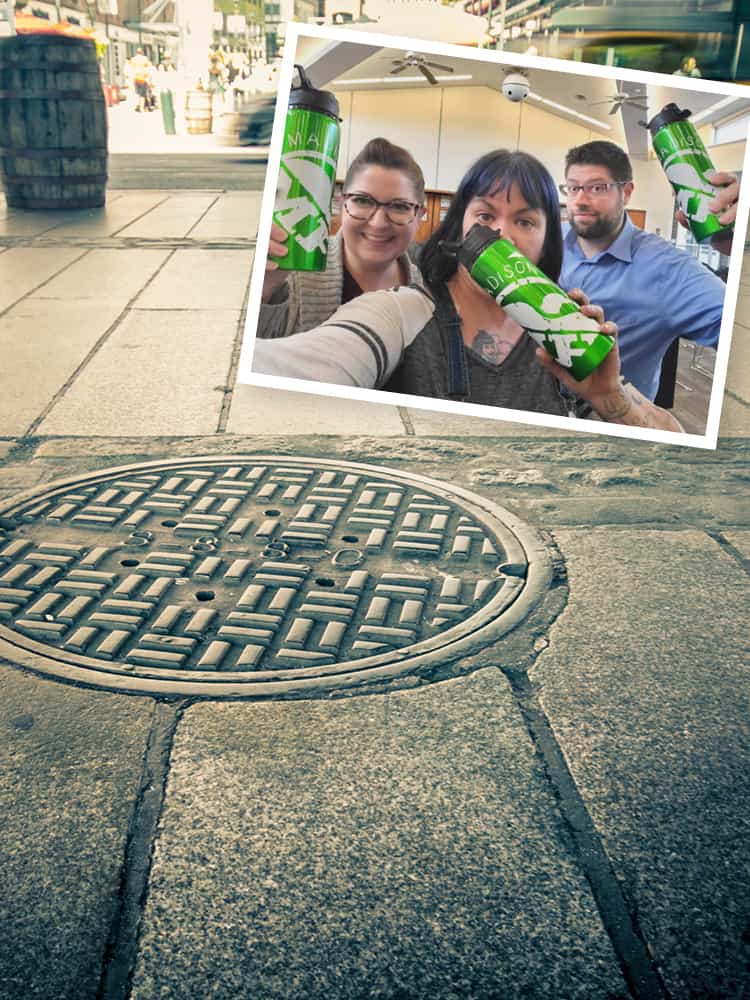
[673,55,702,78]
[131,48,153,112]
[207,48,226,113]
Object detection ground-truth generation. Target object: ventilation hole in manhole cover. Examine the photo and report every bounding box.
[0,457,554,698]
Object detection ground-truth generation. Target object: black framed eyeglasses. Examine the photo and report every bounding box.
[342,193,421,225]
[558,181,627,197]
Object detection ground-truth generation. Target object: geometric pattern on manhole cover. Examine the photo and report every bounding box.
[0,457,552,697]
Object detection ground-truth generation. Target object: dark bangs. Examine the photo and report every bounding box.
[418,149,563,286]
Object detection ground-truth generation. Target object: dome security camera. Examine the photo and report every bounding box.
[502,71,530,103]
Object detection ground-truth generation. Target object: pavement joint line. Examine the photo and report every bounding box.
[0,246,92,321]
[0,236,257,251]
[397,406,416,436]
[724,387,750,409]
[505,670,670,1000]
[21,247,180,438]
[184,192,224,240]
[2,213,81,243]
[97,698,191,1000]
[706,529,750,576]
[108,192,173,238]
[217,256,254,434]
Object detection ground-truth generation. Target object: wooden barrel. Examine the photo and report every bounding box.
[213,110,241,146]
[184,89,212,135]
[0,34,107,210]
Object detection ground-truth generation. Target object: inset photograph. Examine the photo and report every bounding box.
[238,23,750,449]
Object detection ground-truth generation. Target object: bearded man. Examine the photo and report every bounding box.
[559,140,738,400]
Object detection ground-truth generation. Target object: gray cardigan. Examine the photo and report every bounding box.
[257,229,423,339]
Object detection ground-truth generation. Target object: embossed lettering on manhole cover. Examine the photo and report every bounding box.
[0,457,552,697]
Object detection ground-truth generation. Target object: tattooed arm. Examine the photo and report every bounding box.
[534,297,683,432]
[587,380,684,431]
[537,345,683,432]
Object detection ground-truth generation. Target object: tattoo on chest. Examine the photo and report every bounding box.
[470,329,516,367]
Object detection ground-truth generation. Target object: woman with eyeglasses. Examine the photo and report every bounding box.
[253,149,682,432]
[258,137,425,339]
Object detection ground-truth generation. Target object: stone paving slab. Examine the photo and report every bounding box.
[3,434,747,507]
[530,528,750,1000]
[733,287,750,325]
[718,391,750,434]
[0,662,154,1000]
[134,248,251,310]
[512,494,749,527]
[0,459,48,492]
[0,299,127,436]
[116,194,220,240]
[130,668,628,1000]
[190,191,263,241]
[28,194,168,239]
[403,405,568,437]
[226,384,408,435]
[725,324,750,404]
[0,208,78,238]
[30,248,171,304]
[0,247,87,313]
[38,309,241,437]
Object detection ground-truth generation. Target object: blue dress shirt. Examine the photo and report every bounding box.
[560,217,725,400]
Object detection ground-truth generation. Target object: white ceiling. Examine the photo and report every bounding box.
[297,39,750,159]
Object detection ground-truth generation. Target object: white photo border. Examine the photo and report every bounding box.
[237,20,750,450]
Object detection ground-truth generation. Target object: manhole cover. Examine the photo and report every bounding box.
[0,457,552,697]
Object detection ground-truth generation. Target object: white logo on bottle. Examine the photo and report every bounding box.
[274,150,337,254]
[660,152,717,222]
[487,269,602,368]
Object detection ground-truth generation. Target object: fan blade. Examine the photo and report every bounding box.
[390,63,410,75]
[420,64,438,85]
[609,104,621,115]
[425,61,454,73]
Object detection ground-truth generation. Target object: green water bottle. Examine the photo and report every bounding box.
[646,103,733,244]
[272,64,340,272]
[447,224,614,381]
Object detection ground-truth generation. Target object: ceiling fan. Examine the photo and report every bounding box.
[389,51,455,86]
[589,90,648,116]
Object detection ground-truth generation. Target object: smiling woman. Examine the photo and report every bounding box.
[257,137,426,339]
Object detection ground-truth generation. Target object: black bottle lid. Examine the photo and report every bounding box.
[288,64,340,120]
[645,103,692,137]
[439,223,502,269]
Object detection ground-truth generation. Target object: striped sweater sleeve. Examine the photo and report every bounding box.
[250,286,435,388]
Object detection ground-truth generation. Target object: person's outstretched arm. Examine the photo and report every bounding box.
[251,286,435,388]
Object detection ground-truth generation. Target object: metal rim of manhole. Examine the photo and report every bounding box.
[0,456,553,698]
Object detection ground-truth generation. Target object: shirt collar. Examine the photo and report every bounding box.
[564,214,635,263]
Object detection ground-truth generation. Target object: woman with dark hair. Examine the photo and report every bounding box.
[385,149,567,411]
[258,137,425,339]
[253,149,682,431]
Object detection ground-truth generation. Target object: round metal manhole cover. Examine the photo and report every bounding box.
[0,457,552,697]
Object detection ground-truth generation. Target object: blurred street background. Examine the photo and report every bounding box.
[4,0,750,113]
